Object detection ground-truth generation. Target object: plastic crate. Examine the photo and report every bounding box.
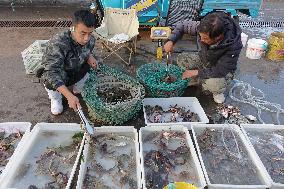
[21,40,48,74]
[191,124,271,189]
[201,0,262,18]
[143,97,209,126]
[241,124,284,189]
[76,126,142,189]
[0,122,31,178]
[0,123,85,189]
[139,125,207,189]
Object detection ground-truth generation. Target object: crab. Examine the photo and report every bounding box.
[153,113,162,123]
[28,185,38,189]
[97,86,132,104]
[163,75,177,84]
[35,135,81,187]
[197,128,261,185]
[86,133,137,188]
[0,131,24,167]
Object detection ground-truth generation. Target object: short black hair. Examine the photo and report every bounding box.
[199,13,225,39]
[73,10,96,28]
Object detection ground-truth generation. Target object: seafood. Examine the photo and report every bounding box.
[162,75,177,84]
[27,185,38,189]
[145,104,200,123]
[83,133,137,189]
[247,130,284,183]
[97,86,132,104]
[34,132,82,188]
[210,104,252,125]
[0,131,23,167]
[143,131,196,189]
[197,128,261,185]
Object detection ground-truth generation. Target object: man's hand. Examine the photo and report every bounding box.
[66,94,81,111]
[87,55,98,70]
[57,85,81,111]
[164,41,174,53]
[182,70,199,79]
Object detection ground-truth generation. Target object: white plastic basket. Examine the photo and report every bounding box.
[191,124,271,189]
[241,124,284,189]
[143,97,209,126]
[0,122,31,178]
[0,123,85,189]
[139,125,207,189]
[76,126,142,189]
[21,40,48,74]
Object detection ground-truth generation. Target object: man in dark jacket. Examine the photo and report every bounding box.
[164,12,242,103]
[41,10,97,115]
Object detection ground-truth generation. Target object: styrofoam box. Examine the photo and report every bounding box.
[139,125,207,189]
[0,122,31,177]
[76,126,142,189]
[0,123,85,189]
[143,97,209,126]
[241,124,284,189]
[191,124,272,189]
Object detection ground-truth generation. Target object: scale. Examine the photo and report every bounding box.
[150,27,171,60]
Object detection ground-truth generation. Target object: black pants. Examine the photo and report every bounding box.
[43,63,90,91]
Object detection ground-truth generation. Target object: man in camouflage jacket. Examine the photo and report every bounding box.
[40,10,98,115]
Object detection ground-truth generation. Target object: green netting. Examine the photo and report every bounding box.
[137,63,189,97]
[82,64,145,125]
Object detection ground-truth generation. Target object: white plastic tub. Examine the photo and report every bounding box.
[0,123,85,189]
[139,125,207,189]
[241,124,284,189]
[143,97,209,126]
[76,126,142,189]
[191,124,271,189]
[0,122,31,177]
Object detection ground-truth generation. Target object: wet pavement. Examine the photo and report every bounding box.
[0,0,283,128]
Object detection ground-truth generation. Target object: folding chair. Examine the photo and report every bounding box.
[94,8,139,65]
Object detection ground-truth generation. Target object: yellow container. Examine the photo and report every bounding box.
[267,32,284,61]
[163,182,198,189]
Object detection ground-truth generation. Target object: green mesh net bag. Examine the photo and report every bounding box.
[137,63,189,97]
[82,64,145,125]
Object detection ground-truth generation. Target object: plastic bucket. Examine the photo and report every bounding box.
[241,32,248,47]
[246,38,268,59]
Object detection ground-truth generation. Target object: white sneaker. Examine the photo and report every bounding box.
[213,93,225,104]
[50,98,63,115]
[45,87,63,115]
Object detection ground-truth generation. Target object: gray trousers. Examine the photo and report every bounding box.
[177,52,233,94]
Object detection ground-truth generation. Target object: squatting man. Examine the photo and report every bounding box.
[164,12,243,103]
[38,10,98,115]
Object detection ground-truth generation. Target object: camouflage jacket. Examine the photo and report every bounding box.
[41,30,95,90]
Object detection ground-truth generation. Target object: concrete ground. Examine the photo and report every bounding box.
[0,0,283,129]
